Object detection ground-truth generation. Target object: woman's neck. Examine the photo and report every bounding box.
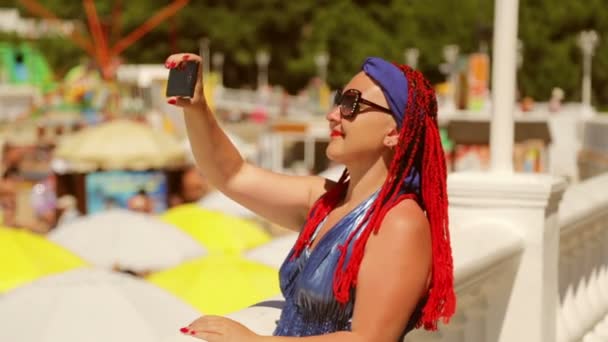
[342,154,391,206]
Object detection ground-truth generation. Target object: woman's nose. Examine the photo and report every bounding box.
[326,105,341,122]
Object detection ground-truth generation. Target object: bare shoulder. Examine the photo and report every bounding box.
[366,199,430,251]
[352,198,432,338]
[384,199,428,229]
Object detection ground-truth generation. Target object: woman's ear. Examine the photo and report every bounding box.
[384,128,399,148]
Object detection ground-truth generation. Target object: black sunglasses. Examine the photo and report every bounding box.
[333,88,393,118]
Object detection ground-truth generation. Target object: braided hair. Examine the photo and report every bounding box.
[291,64,455,330]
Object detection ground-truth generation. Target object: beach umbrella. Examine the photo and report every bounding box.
[198,190,256,218]
[318,164,345,181]
[0,269,199,342]
[147,255,280,315]
[161,204,270,255]
[243,233,298,269]
[48,209,206,273]
[54,119,187,171]
[0,226,85,293]
[183,132,258,164]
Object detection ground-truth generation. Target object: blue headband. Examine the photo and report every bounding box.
[361,57,409,128]
[362,57,419,194]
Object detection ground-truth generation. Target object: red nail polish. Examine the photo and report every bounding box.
[168,99,177,105]
[190,331,196,335]
[182,55,190,60]
[169,62,177,68]
[180,327,189,333]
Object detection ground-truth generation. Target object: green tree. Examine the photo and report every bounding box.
[3,0,607,107]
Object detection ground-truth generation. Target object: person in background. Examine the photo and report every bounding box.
[0,167,18,226]
[56,195,80,227]
[127,189,154,214]
[169,166,211,207]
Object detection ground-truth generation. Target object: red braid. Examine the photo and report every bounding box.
[291,170,349,259]
[291,65,455,331]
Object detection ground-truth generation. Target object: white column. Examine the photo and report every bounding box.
[314,52,329,84]
[271,133,284,172]
[304,135,316,172]
[440,44,459,112]
[577,30,599,115]
[489,0,520,172]
[559,238,576,299]
[448,172,567,342]
[256,51,270,91]
[199,38,210,78]
[516,39,524,70]
[404,48,420,69]
[212,52,225,87]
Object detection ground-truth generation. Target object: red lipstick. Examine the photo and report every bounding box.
[330,130,343,138]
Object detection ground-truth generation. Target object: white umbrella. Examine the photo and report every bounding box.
[183,132,258,164]
[198,190,256,218]
[54,119,187,171]
[0,269,200,342]
[243,233,298,269]
[49,209,206,273]
[197,165,346,219]
[318,164,346,182]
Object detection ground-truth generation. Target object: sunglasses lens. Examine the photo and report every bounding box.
[339,92,358,117]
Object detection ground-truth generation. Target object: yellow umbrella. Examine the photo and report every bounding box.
[160,204,271,255]
[0,227,86,292]
[147,255,280,315]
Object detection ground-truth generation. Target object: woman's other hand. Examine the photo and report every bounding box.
[180,315,261,342]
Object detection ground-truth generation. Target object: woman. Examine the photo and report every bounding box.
[165,53,455,341]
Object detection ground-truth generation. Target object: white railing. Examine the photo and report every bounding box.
[226,221,524,341]
[557,174,608,341]
[214,87,324,118]
[405,222,523,342]
[0,84,40,122]
[226,172,608,341]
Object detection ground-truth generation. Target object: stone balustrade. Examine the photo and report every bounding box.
[224,173,608,342]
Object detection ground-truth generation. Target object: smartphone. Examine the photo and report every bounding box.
[166,60,199,98]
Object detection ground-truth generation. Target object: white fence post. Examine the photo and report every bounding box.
[448,172,567,342]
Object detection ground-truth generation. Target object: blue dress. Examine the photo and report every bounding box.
[273,190,424,337]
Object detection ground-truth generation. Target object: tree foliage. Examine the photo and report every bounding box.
[2,0,607,107]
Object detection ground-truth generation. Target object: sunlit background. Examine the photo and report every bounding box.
[0,1,607,341]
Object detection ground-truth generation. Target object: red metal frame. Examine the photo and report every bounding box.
[83,0,109,76]
[18,0,189,79]
[110,0,188,58]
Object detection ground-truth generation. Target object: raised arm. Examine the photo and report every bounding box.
[165,53,332,231]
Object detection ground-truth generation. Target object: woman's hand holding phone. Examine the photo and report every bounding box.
[164,54,206,111]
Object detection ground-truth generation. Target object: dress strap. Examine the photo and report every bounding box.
[306,216,327,251]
